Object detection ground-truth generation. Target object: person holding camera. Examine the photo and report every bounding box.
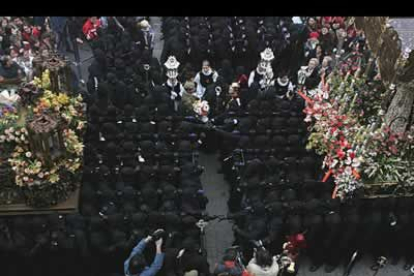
[124,229,165,276]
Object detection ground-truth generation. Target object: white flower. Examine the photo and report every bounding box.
[344,166,353,175]
[24,168,30,174]
[25,152,32,158]
[38,172,44,178]
[352,158,361,168]
[23,176,29,182]
[20,135,25,141]
[15,131,20,136]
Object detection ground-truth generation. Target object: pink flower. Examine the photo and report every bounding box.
[336,149,346,159]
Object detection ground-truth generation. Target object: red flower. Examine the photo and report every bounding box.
[389,145,398,155]
[336,149,346,159]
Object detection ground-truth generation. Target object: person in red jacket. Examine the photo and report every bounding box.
[82,16,101,41]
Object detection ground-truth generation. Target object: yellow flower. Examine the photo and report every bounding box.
[49,174,59,183]
[57,93,70,105]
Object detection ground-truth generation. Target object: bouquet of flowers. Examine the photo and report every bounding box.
[303,71,412,199]
[193,100,210,123]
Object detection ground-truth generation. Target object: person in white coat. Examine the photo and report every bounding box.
[246,248,279,276]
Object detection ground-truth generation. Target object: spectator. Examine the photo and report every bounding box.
[124,234,165,276]
[246,248,279,276]
[214,247,245,276]
[82,16,102,41]
[0,55,25,85]
[135,19,155,54]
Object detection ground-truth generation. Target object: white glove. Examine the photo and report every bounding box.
[171,91,178,100]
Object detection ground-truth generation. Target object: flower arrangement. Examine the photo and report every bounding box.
[0,71,85,207]
[303,72,413,199]
[193,100,210,123]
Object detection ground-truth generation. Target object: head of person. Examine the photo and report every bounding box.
[307,17,316,28]
[128,253,147,275]
[308,32,319,43]
[139,20,150,31]
[1,55,13,68]
[13,17,23,27]
[40,48,49,59]
[221,59,232,70]
[90,16,99,24]
[332,17,344,30]
[183,270,199,276]
[184,81,196,94]
[229,82,240,98]
[255,248,272,268]
[223,248,238,262]
[23,25,31,34]
[23,49,31,60]
[308,58,319,70]
[10,47,19,59]
[316,44,323,55]
[202,60,211,74]
[1,18,8,28]
[279,73,289,83]
[235,66,245,76]
[322,56,332,68]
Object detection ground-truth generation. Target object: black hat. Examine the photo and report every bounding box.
[160,200,177,212]
[130,212,147,227]
[31,216,48,233]
[80,202,97,217]
[120,167,136,183]
[66,213,85,230]
[286,214,302,234]
[47,213,66,230]
[107,214,124,228]
[90,216,106,231]
[90,231,109,252]
[181,237,199,251]
[162,184,177,200]
[281,188,297,202]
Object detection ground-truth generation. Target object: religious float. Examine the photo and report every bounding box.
[0,54,85,214]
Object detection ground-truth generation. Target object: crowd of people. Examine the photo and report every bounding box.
[0,16,414,276]
[0,16,91,90]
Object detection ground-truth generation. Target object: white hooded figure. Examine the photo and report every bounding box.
[163,56,185,111]
[248,48,275,89]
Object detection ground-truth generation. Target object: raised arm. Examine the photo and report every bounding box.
[144,238,165,276]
